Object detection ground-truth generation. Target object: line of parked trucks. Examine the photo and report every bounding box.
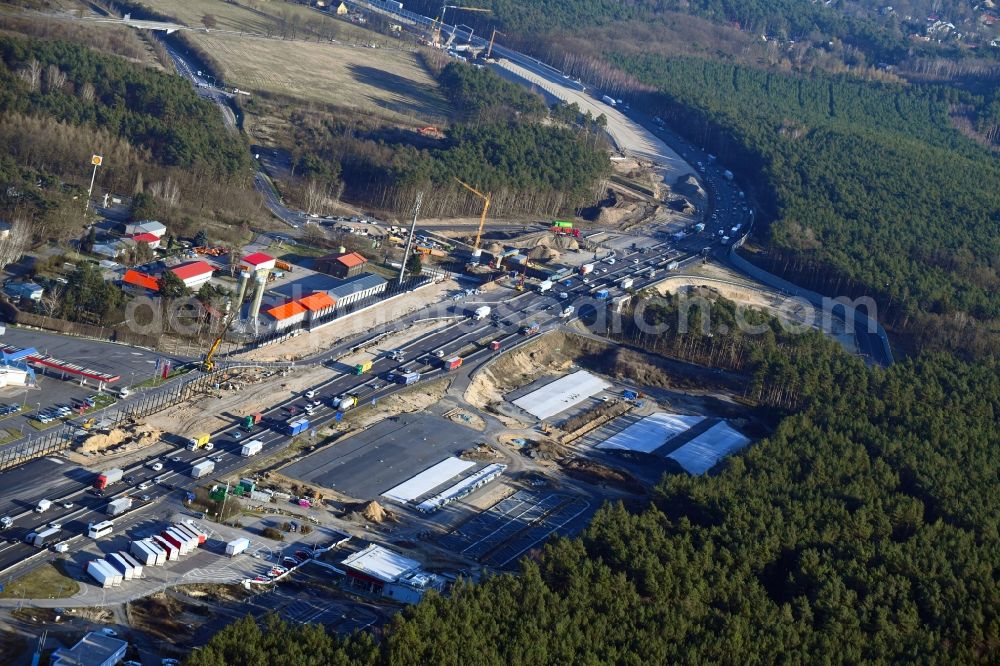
[87,521,207,587]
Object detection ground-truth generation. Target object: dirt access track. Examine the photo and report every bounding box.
[652,262,857,354]
[465,329,746,421]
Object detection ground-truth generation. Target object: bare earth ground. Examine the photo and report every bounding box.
[236,278,455,361]
[659,261,858,353]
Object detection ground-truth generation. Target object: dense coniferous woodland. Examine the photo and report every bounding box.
[186,316,998,664]
[0,31,259,235]
[290,63,609,217]
[0,35,250,177]
[613,56,1000,357]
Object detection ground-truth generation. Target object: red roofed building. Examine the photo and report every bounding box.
[170,260,215,289]
[241,252,276,273]
[298,291,336,322]
[266,301,307,330]
[315,251,368,279]
[130,232,161,249]
[122,270,160,293]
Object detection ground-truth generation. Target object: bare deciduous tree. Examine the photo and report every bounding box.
[18,58,42,91]
[38,284,64,317]
[148,176,181,207]
[0,218,33,270]
[45,64,67,93]
[305,178,324,214]
[79,81,95,103]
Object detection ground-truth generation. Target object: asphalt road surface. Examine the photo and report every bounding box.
[281,413,480,500]
[0,243,686,576]
[0,328,179,433]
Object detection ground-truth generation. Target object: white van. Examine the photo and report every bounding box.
[115,387,130,399]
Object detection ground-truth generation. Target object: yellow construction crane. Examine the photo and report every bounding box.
[202,279,254,372]
[486,28,504,59]
[201,312,237,372]
[455,177,491,257]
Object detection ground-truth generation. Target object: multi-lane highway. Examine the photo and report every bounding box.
[0,241,686,575]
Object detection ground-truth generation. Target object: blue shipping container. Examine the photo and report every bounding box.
[286,417,309,436]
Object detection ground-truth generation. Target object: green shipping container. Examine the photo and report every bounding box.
[553,220,573,228]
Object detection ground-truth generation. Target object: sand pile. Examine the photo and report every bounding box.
[596,202,637,226]
[528,245,561,262]
[79,428,129,454]
[361,501,392,523]
[673,174,706,200]
[132,427,162,448]
[78,425,163,454]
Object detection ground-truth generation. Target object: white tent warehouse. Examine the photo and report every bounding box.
[666,422,751,475]
[512,370,612,420]
[596,413,705,454]
[381,457,475,504]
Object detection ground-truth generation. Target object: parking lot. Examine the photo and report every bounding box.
[281,414,479,501]
[0,327,175,435]
[437,491,593,568]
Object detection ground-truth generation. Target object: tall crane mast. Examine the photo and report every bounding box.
[201,273,254,372]
[455,178,491,258]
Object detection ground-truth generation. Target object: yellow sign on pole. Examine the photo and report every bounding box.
[91,155,103,166]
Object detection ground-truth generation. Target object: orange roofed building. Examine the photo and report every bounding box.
[122,269,160,293]
[265,300,307,330]
[315,251,368,279]
[298,291,336,322]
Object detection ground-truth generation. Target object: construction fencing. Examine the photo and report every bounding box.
[0,368,236,473]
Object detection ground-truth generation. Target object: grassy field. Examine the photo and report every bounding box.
[193,34,448,123]
[143,0,447,123]
[146,0,397,43]
[0,563,79,600]
[145,0,277,33]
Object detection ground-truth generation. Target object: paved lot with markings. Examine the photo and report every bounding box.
[0,327,177,433]
[281,414,477,501]
[438,491,594,568]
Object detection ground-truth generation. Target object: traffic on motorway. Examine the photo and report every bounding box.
[0,239,694,574]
